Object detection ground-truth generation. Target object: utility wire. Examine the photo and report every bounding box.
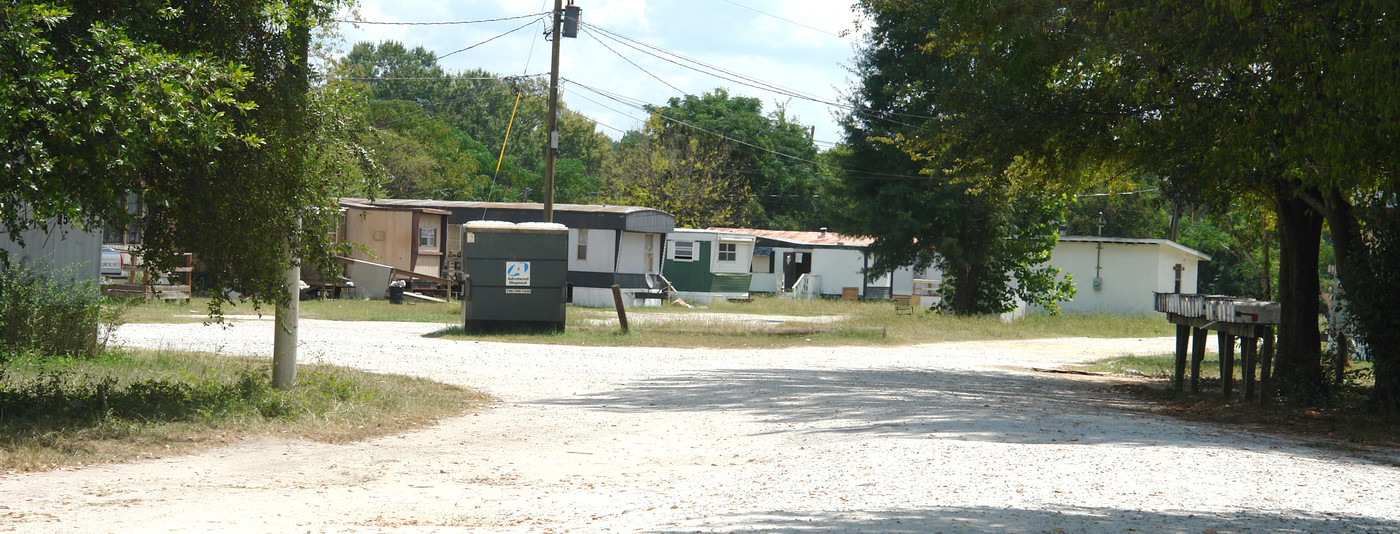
[712,0,847,38]
[567,79,931,181]
[335,13,549,25]
[1076,188,1160,198]
[339,76,538,82]
[437,17,544,61]
[581,22,932,128]
[586,30,688,95]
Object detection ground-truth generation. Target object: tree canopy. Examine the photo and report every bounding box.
[333,41,611,205]
[2,0,371,313]
[637,89,830,230]
[829,3,1076,315]
[844,0,1400,407]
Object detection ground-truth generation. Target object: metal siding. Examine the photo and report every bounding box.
[662,241,713,292]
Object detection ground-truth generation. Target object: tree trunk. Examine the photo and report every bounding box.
[951,264,980,315]
[1271,185,1326,402]
[1324,187,1358,282]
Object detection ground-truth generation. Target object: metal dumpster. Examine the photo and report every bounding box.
[460,221,568,332]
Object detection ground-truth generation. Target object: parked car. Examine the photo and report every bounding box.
[100,247,127,278]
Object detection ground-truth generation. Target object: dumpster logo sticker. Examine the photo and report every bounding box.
[506,261,530,286]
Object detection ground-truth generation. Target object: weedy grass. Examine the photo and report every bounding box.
[123,297,459,324]
[128,295,1170,348]
[0,348,490,472]
[433,296,1171,348]
[1079,354,1396,455]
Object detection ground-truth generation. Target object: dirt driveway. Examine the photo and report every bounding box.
[2,318,1397,533]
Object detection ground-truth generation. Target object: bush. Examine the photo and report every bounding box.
[0,261,125,363]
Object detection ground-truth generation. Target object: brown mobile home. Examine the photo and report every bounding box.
[340,201,450,279]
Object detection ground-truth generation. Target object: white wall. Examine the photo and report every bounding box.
[1047,241,1197,314]
[616,231,660,274]
[1,222,102,282]
[1156,247,1202,294]
[568,228,618,273]
[711,238,754,274]
[810,248,867,296]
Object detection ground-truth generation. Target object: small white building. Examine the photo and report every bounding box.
[662,229,756,304]
[1046,236,1211,314]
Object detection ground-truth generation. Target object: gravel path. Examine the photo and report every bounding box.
[2,318,1397,533]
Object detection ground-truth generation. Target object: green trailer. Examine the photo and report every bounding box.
[663,229,756,304]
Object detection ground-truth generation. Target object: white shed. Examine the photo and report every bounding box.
[1046,236,1211,314]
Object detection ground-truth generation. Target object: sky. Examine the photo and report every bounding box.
[333,0,866,148]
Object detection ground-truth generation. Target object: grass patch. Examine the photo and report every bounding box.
[127,295,1171,349]
[1081,354,1397,457]
[124,297,459,324]
[0,348,491,472]
[434,297,1171,349]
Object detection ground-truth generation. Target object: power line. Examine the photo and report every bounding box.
[581,22,932,128]
[567,79,930,181]
[712,0,847,38]
[1076,188,1161,198]
[335,13,549,25]
[338,76,538,81]
[436,17,544,60]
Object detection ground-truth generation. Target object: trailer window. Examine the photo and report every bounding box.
[419,227,437,248]
[673,241,695,261]
[717,242,738,262]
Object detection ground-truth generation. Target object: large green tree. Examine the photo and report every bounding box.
[3,1,370,314]
[334,41,611,204]
[830,3,1075,315]
[644,89,829,229]
[599,133,752,229]
[847,0,1399,406]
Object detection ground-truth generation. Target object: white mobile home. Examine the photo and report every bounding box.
[710,227,926,299]
[1046,236,1211,314]
[1,219,102,282]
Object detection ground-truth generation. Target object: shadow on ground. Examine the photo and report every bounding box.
[644,505,1399,534]
[536,366,1273,449]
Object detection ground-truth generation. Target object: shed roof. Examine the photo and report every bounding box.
[1057,235,1212,261]
[341,198,674,233]
[708,227,874,248]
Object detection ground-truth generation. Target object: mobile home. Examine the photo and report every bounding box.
[340,199,675,307]
[663,229,756,304]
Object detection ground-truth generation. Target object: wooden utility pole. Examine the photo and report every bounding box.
[543,0,563,223]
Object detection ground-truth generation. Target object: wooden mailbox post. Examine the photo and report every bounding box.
[1154,293,1280,403]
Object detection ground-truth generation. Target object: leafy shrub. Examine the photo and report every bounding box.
[0,261,125,363]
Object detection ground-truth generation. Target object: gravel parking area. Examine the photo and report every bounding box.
[2,317,1397,533]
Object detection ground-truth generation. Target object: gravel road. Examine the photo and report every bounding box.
[2,317,1397,533]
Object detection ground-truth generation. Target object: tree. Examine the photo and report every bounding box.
[333,42,612,204]
[599,135,752,229]
[847,0,1400,405]
[2,0,370,316]
[645,89,829,229]
[829,4,1075,315]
